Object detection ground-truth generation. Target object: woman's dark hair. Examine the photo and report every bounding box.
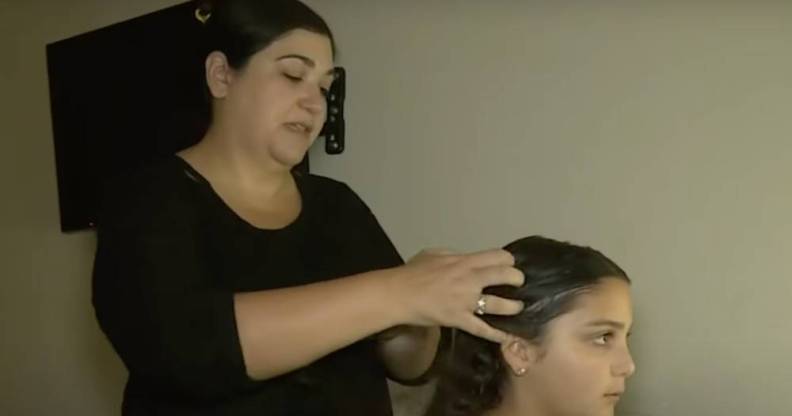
[195,0,336,69]
[180,0,336,145]
[424,236,630,416]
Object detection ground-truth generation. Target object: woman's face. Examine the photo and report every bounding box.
[212,29,335,168]
[515,278,635,416]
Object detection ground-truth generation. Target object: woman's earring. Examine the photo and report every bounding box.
[516,368,527,376]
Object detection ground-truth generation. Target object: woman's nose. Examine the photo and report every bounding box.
[298,86,326,115]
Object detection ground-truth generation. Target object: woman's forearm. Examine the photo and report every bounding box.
[235,268,407,380]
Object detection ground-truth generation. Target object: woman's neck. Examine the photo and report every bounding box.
[179,130,293,199]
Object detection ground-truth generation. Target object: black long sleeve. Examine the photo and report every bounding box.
[92,170,249,402]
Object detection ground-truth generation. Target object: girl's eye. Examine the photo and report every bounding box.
[594,332,613,345]
[284,73,303,82]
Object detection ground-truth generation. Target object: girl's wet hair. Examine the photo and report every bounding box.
[425,236,629,416]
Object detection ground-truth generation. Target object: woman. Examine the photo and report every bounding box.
[425,236,636,416]
[91,1,524,415]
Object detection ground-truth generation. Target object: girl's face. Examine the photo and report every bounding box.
[507,278,635,416]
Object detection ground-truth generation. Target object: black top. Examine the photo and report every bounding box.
[92,156,404,416]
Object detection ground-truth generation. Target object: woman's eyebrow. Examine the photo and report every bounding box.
[276,54,335,75]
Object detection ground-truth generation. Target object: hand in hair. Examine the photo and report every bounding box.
[387,248,525,344]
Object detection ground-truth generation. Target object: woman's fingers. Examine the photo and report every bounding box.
[408,248,460,266]
[459,315,510,344]
[476,294,524,316]
[400,246,525,337]
[458,249,515,269]
[476,265,524,288]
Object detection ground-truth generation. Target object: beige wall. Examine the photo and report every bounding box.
[2,1,791,415]
[304,1,792,415]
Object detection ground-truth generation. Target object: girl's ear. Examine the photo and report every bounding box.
[500,335,541,376]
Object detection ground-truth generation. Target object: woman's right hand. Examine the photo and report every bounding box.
[388,248,525,344]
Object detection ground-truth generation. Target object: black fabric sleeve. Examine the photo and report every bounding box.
[91,179,250,402]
